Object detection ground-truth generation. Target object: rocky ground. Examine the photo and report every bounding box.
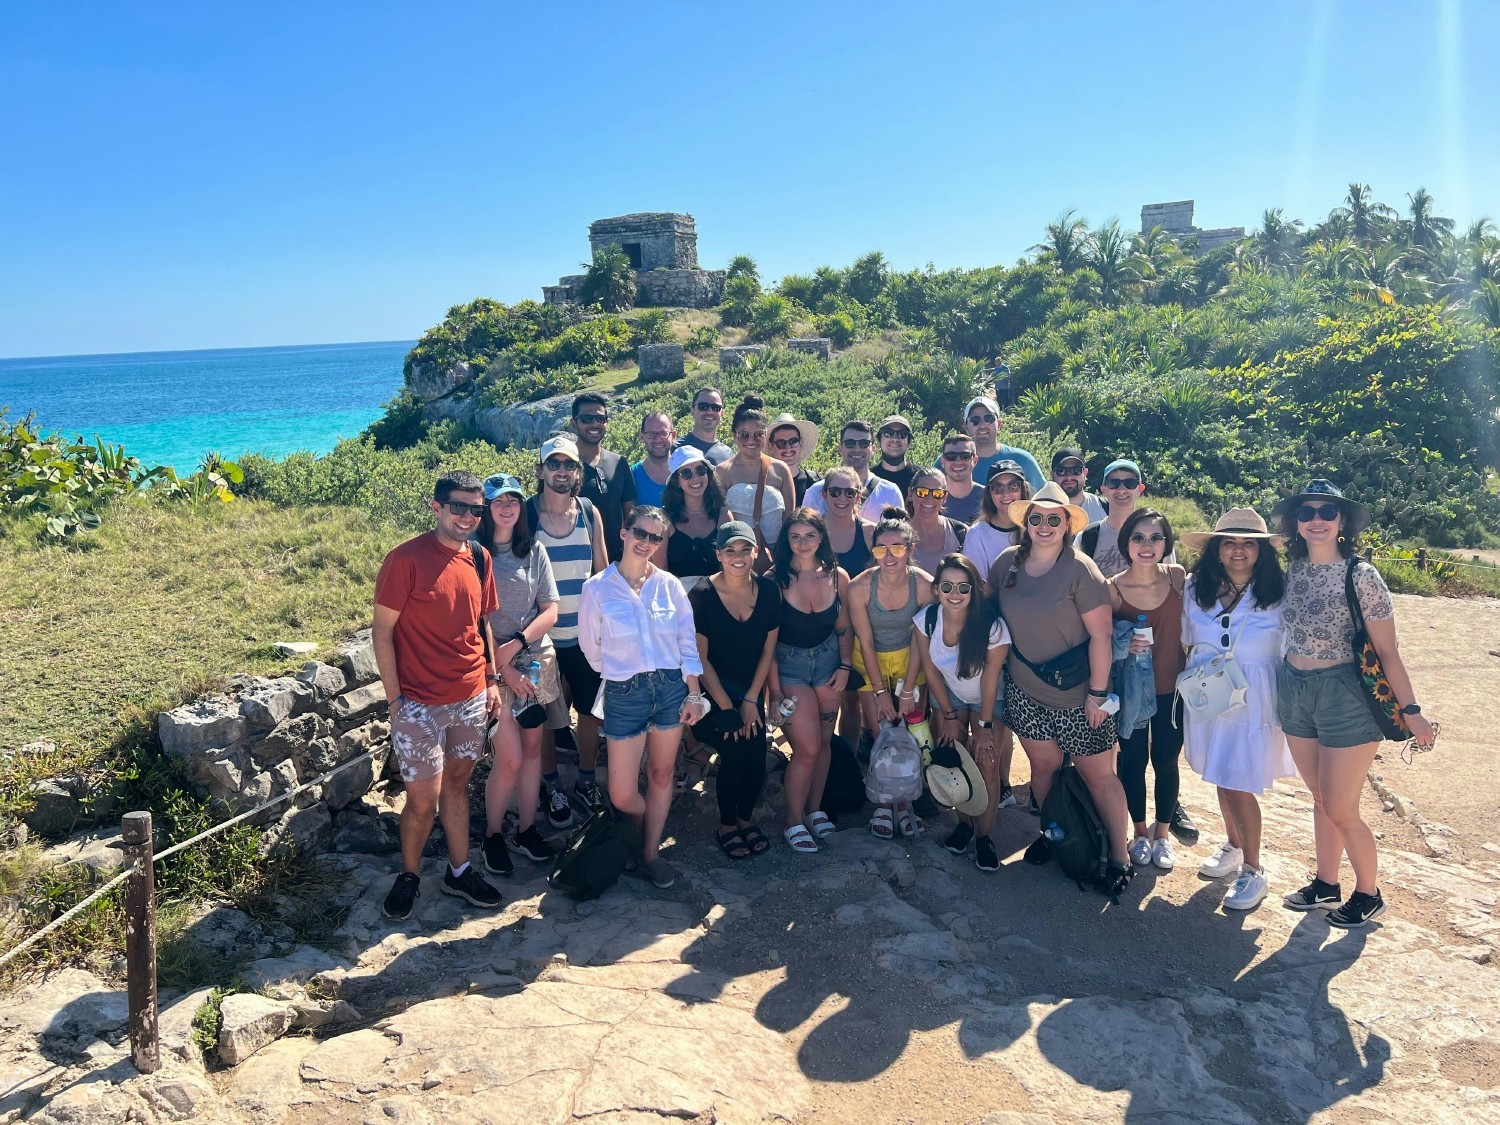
[4,594,1499,1124]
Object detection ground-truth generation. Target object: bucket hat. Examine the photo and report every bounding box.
[1179,508,1286,551]
[925,741,990,817]
[666,446,708,478]
[1007,481,1089,536]
[1271,479,1371,534]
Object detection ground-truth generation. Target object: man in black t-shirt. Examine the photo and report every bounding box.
[675,386,734,465]
[870,414,916,497]
[571,392,636,562]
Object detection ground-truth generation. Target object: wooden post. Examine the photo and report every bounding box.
[1417,548,1429,572]
[121,811,159,1074]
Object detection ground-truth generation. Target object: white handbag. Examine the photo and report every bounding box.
[1174,598,1251,725]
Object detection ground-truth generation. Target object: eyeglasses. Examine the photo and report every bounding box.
[1054,465,1085,476]
[871,543,909,559]
[968,413,997,425]
[911,486,948,501]
[842,437,872,448]
[544,457,580,472]
[1297,503,1340,523]
[879,428,911,440]
[575,412,609,425]
[1128,532,1167,544]
[1027,512,1064,528]
[642,429,673,440]
[824,485,860,499]
[694,401,723,412]
[628,526,665,545]
[735,430,766,442]
[442,501,486,518]
[675,464,710,480]
[942,451,975,462]
[937,580,974,595]
[1104,477,1140,489]
[771,436,800,449]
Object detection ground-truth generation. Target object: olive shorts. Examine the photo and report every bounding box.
[1276,659,1384,748]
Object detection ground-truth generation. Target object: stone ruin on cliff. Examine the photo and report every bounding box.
[1140,200,1245,255]
[543,212,727,309]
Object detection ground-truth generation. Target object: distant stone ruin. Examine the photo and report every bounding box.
[544,213,727,309]
[1140,200,1245,255]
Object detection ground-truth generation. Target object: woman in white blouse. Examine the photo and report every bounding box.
[578,505,707,889]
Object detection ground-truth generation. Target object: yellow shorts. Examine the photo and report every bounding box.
[852,645,923,694]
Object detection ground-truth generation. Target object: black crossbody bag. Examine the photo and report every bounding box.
[1009,636,1092,691]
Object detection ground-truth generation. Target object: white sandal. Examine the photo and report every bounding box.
[869,807,895,839]
[897,806,920,838]
[784,824,819,853]
[807,811,835,841]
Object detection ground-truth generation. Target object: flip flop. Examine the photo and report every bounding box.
[717,828,753,861]
[741,825,771,855]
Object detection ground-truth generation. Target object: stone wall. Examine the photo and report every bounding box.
[589,213,699,270]
[638,343,685,382]
[787,337,832,361]
[634,269,725,309]
[719,345,767,369]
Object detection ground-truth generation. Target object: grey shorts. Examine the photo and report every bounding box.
[1276,659,1384,748]
[389,691,489,782]
[775,633,840,688]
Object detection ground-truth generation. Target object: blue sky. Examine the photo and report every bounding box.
[2,0,1495,357]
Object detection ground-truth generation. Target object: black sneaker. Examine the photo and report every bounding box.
[1169,802,1200,845]
[1103,860,1134,898]
[1027,788,1040,817]
[382,871,420,920]
[943,822,975,854]
[547,784,575,829]
[1327,889,1385,929]
[975,836,999,872]
[1023,835,1052,865]
[513,825,556,863]
[573,776,605,813]
[483,833,513,876]
[553,726,578,755]
[440,865,502,908]
[1283,877,1342,911]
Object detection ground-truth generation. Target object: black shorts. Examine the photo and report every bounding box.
[547,643,603,731]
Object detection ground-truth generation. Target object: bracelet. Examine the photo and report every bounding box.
[943,711,958,720]
[1086,688,1109,698]
[838,663,852,672]
[872,688,888,696]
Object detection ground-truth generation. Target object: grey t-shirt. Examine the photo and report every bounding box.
[485,540,559,648]
[675,432,734,466]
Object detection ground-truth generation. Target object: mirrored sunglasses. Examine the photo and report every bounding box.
[871,543,909,559]
[911,486,948,500]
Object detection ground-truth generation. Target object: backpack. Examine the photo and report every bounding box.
[1079,521,1102,558]
[547,805,643,901]
[468,541,493,665]
[820,734,866,817]
[1039,758,1115,899]
[525,495,597,547]
[865,723,924,804]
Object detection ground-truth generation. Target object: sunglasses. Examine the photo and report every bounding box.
[968,413,997,425]
[942,451,975,462]
[1220,613,1232,649]
[1027,512,1064,528]
[990,478,1023,492]
[442,501,486,518]
[676,464,710,480]
[544,457,580,472]
[771,436,800,449]
[937,580,974,595]
[735,430,766,442]
[911,486,948,500]
[628,526,665,545]
[694,401,723,412]
[1104,477,1140,489]
[824,485,860,499]
[842,437,872,448]
[575,412,609,425]
[879,428,911,440]
[1129,532,1167,544]
[871,543,909,559]
[1296,503,1340,523]
[1054,465,1085,476]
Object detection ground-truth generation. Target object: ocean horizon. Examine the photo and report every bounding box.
[0,340,412,473]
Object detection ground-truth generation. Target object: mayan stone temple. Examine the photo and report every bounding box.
[1140,200,1245,255]
[543,213,727,309]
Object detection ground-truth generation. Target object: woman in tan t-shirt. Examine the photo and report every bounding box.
[991,482,1132,893]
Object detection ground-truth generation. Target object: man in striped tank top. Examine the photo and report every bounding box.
[528,435,608,826]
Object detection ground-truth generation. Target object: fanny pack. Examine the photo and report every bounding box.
[1011,637,1092,692]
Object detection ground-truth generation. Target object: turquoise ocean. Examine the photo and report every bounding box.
[0,341,411,473]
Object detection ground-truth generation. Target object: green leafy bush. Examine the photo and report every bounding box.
[686,324,720,353]
[749,294,798,341]
[577,243,636,311]
[813,311,857,349]
[629,309,674,347]
[552,317,633,367]
[718,274,762,328]
[0,413,153,538]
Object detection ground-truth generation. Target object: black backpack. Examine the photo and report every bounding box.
[547,806,643,901]
[1039,758,1115,899]
[819,734,866,818]
[1078,521,1102,558]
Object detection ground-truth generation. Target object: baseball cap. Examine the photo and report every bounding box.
[878,414,913,436]
[964,396,1002,420]
[482,473,526,501]
[1101,459,1143,481]
[1051,447,1086,471]
[715,521,758,550]
[540,435,580,464]
[667,446,708,476]
[986,459,1026,483]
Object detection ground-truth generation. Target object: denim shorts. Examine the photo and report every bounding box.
[1276,659,1384,748]
[601,668,688,740]
[775,633,840,688]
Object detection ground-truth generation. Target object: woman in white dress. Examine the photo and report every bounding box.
[1178,509,1296,912]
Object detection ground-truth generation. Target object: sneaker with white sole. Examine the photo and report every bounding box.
[1199,842,1245,879]
[546,784,575,829]
[1326,889,1385,929]
[572,776,605,814]
[1284,877,1342,911]
[1150,836,1177,870]
[996,786,1017,810]
[1223,866,1269,911]
[1127,836,1153,867]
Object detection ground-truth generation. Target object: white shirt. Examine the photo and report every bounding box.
[803,475,906,523]
[916,605,1010,707]
[962,520,1021,584]
[1074,491,1109,522]
[578,564,704,684]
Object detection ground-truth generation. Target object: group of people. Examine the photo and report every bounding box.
[369,384,1436,932]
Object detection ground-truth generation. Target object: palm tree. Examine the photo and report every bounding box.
[1461,279,1500,329]
[1303,238,1365,284]
[1033,210,1090,273]
[578,243,636,311]
[1406,188,1455,254]
[1252,209,1304,273]
[1087,220,1140,306]
[725,255,759,282]
[1332,183,1397,246]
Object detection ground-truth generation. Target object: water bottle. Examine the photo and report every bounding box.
[897,680,935,762]
[526,659,541,687]
[1044,822,1066,842]
[1133,615,1152,663]
[511,659,544,717]
[768,696,797,730]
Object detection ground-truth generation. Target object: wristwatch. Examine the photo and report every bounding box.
[976,720,994,729]
[1400,703,1422,716]
[486,673,500,685]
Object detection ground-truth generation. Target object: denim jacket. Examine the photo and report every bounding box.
[1111,619,1157,734]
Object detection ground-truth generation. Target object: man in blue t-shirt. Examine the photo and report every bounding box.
[936,396,1045,491]
[631,411,675,508]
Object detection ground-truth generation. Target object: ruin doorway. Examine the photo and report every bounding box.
[621,243,643,270]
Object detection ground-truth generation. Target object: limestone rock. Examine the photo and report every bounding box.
[441,392,574,451]
[331,683,386,725]
[243,946,351,998]
[295,659,347,700]
[272,641,319,657]
[141,1071,214,1120]
[788,336,833,360]
[21,778,79,838]
[0,968,127,1044]
[158,698,245,759]
[255,711,333,767]
[217,993,295,1066]
[239,676,313,731]
[320,747,384,811]
[43,826,126,875]
[157,987,213,1067]
[332,807,400,854]
[336,631,379,686]
[637,343,684,382]
[262,803,333,857]
[406,359,473,401]
[719,344,767,370]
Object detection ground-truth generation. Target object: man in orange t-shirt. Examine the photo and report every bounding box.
[373,470,503,920]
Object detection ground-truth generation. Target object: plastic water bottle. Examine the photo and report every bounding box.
[526,659,542,686]
[1134,615,1152,663]
[511,660,544,717]
[768,696,797,730]
[1044,822,1066,842]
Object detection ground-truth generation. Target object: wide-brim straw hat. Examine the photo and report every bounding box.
[768,412,820,454]
[925,741,990,817]
[1006,481,1089,536]
[1270,479,1372,534]
[1180,507,1287,551]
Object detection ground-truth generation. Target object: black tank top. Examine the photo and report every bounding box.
[780,593,840,648]
[835,526,873,575]
[667,528,719,578]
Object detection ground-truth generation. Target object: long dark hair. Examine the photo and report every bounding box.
[774,508,837,588]
[932,554,996,681]
[1118,508,1174,565]
[1280,504,1358,560]
[479,493,533,558]
[663,463,725,524]
[1189,536,1285,610]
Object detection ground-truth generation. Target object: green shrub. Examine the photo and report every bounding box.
[577,243,636,311]
[749,294,797,342]
[553,317,633,367]
[686,324,720,354]
[718,274,761,328]
[813,311,857,349]
[362,389,430,450]
[629,309,674,347]
[726,255,759,282]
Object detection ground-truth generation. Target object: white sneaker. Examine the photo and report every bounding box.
[1199,842,1244,879]
[1150,836,1177,870]
[996,786,1017,810]
[1223,866,1269,911]
[1127,836,1153,867]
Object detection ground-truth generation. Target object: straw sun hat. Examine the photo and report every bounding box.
[1006,481,1089,535]
[1179,508,1286,551]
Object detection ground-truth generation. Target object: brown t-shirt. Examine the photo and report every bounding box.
[374,532,499,706]
[989,546,1110,709]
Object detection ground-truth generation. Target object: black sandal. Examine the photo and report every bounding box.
[740,825,771,855]
[717,828,752,861]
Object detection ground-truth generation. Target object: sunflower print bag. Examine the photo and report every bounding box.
[1343,559,1409,741]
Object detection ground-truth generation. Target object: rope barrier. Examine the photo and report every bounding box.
[0,745,382,970]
